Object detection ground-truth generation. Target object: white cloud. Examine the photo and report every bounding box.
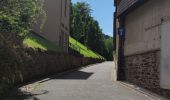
[105,32,113,37]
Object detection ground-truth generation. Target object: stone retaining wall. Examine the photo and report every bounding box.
[21,49,103,83]
[0,33,104,99]
[125,50,170,99]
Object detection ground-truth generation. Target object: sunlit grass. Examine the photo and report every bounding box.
[23,33,105,59]
[69,37,105,59]
[23,33,63,52]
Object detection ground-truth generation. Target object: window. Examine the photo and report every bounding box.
[64,0,67,17]
[59,30,64,48]
[61,0,63,17]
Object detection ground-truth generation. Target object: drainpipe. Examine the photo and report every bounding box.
[113,12,117,66]
[117,15,126,80]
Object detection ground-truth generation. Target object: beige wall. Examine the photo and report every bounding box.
[114,32,119,81]
[124,0,170,89]
[124,0,170,56]
[161,21,170,89]
[33,0,70,52]
[160,0,170,89]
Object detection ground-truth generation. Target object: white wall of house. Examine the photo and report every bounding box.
[161,21,170,89]
[33,0,61,44]
[33,0,70,52]
[114,33,120,81]
[60,0,70,52]
[124,0,170,56]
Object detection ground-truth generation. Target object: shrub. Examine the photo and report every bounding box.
[0,0,45,35]
[0,0,45,98]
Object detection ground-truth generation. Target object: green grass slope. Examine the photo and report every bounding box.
[23,33,105,59]
[69,37,105,59]
[23,33,63,52]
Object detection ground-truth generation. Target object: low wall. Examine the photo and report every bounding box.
[21,49,103,82]
[125,50,170,99]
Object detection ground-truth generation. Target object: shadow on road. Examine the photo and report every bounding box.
[39,70,94,83]
[52,70,93,79]
[5,70,93,100]
[6,88,49,100]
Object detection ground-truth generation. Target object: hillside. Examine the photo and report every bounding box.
[23,33,104,59]
[103,34,114,61]
[103,34,112,40]
[69,37,105,59]
[23,33,63,52]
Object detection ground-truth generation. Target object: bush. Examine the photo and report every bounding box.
[0,0,45,35]
[0,0,45,98]
[0,33,23,98]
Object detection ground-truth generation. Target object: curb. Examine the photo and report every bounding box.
[118,81,170,100]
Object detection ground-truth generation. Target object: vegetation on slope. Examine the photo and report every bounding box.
[24,33,104,59]
[69,37,105,59]
[23,33,63,52]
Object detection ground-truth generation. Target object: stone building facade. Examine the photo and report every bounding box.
[33,0,70,52]
[114,0,170,98]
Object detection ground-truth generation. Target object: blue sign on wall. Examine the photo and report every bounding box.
[118,27,125,36]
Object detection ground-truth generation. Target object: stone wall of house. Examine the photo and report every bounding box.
[125,50,170,99]
[33,0,70,52]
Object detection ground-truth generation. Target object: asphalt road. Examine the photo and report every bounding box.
[8,62,161,100]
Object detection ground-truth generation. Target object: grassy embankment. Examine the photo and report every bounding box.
[23,33,105,59]
[69,37,104,59]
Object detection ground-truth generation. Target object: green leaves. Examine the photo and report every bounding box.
[70,1,113,60]
[0,0,45,98]
[70,2,92,44]
[0,0,45,35]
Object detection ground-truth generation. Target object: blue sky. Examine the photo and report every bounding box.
[72,0,115,37]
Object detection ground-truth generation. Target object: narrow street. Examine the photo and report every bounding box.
[9,62,162,100]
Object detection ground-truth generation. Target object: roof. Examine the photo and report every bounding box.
[115,0,148,17]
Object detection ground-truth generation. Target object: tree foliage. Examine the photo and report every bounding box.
[70,1,113,60]
[0,0,45,35]
[0,0,45,98]
[70,2,92,44]
[104,36,114,60]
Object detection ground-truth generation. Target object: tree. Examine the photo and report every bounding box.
[70,1,91,44]
[86,19,103,53]
[0,0,45,97]
[70,1,113,60]
[0,0,45,35]
[104,37,114,60]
